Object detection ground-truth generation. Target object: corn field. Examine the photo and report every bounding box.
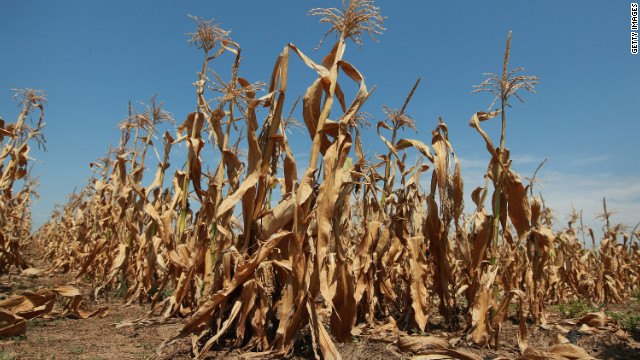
[0,89,46,274]
[2,1,639,359]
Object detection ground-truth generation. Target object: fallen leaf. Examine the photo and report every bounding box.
[21,268,44,277]
[0,309,26,337]
[413,348,483,360]
[396,335,451,353]
[549,343,597,360]
[549,333,570,346]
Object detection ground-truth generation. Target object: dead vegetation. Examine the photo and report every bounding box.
[0,89,47,274]
[1,1,639,359]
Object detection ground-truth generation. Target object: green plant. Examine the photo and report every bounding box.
[556,298,598,318]
[609,312,640,332]
[67,345,86,355]
[112,274,128,299]
[161,287,173,300]
[624,314,640,331]
[609,311,622,321]
[410,328,429,336]
[133,346,156,360]
[508,302,519,313]
[0,350,18,360]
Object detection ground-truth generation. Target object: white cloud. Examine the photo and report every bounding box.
[442,155,640,241]
[510,154,542,164]
[294,152,310,161]
[539,171,640,233]
[570,155,611,166]
[458,156,490,170]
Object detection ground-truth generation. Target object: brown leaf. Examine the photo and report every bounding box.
[467,264,499,347]
[281,133,297,195]
[468,111,501,160]
[169,250,188,270]
[413,348,483,360]
[330,254,357,341]
[302,78,331,153]
[216,170,260,218]
[337,60,371,125]
[353,220,382,303]
[0,289,56,319]
[93,243,129,298]
[20,268,44,277]
[516,348,570,360]
[396,335,451,353]
[577,323,604,334]
[0,309,26,337]
[197,296,244,359]
[316,142,341,310]
[578,312,611,328]
[613,328,629,340]
[491,289,527,352]
[258,196,295,239]
[549,334,570,346]
[288,43,330,77]
[395,138,434,162]
[296,168,317,208]
[53,285,108,319]
[160,231,292,349]
[503,172,531,240]
[452,155,464,224]
[407,236,430,331]
[549,343,597,360]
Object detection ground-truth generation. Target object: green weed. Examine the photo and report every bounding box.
[555,298,599,318]
[0,350,18,360]
[609,312,640,332]
[67,345,86,355]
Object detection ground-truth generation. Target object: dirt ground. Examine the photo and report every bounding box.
[1,249,640,360]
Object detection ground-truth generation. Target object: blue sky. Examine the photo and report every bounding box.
[1,1,638,237]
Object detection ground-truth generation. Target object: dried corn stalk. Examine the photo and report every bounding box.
[30,2,640,359]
